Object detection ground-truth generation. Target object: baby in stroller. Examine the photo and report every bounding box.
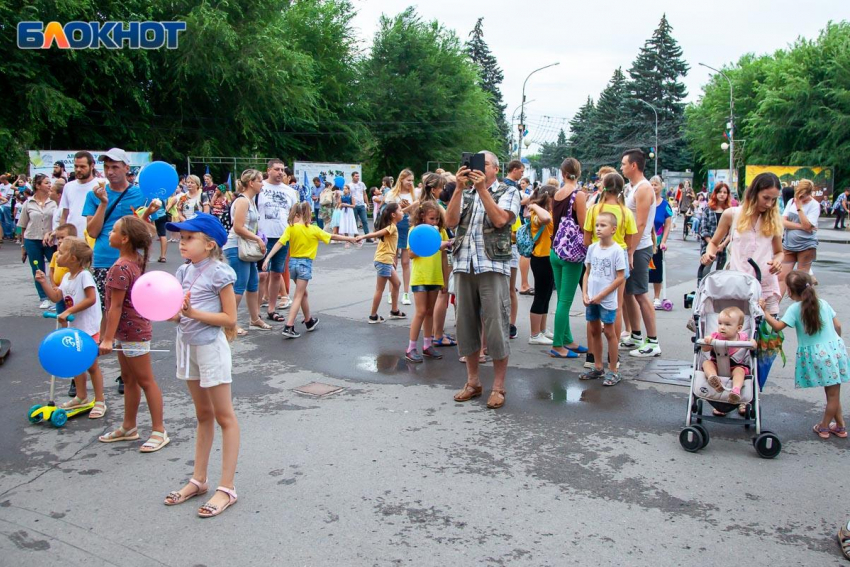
[700,306,758,404]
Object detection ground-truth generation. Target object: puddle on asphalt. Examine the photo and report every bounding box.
[356,354,406,375]
[535,382,601,404]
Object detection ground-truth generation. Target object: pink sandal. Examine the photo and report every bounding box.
[829,423,848,438]
[164,478,208,506]
[198,486,238,518]
[813,424,831,439]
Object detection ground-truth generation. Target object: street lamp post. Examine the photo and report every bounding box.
[636,99,658,176]
[510,100,535,159]
[518,62,560,160]
[699,62,735,194]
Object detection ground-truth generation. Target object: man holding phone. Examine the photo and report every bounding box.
[446,151,521,410]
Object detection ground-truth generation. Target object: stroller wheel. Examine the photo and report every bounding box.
[692,424,710,449]
[754,431,781,459]
[679,427,705,453]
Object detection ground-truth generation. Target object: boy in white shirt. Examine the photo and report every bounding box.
[581,212,626,385]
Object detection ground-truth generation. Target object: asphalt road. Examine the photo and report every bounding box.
[0,229,848,566]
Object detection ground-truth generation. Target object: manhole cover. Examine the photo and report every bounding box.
[293,382,344,397]
[634,359,692,387]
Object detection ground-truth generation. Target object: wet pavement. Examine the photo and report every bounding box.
[0,234,849,566]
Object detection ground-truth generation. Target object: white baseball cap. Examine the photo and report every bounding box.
[98,148,131,165]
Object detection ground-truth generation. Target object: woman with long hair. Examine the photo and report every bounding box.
[18,173,58,308]
[702,172,783,315]
[779,179,820,297]
[699,182,732,272]
[384,169,417,305]
[222,169,271,336]
[526,184,557,344]
[648,175,673,308]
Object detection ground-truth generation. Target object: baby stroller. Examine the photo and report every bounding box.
[679,259,782,459]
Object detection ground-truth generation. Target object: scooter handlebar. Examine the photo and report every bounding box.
[43,311,74,322]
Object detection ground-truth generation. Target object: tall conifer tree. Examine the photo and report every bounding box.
[465,18,509,155]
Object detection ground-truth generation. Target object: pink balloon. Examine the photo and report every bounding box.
[131,271,184,321]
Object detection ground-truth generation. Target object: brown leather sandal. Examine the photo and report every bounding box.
[486,389,506,409]
[453,383,483,402]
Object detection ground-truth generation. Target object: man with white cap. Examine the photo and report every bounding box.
[82,148,158,392]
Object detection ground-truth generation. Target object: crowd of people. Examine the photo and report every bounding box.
[4,147,849,524]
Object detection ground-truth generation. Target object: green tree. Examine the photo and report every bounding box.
[539,129,570,171]
[568,96,597,173]
[361,8,500,178]
[620,14,690,172]
[588,67,629,169]
[465,18,509,155]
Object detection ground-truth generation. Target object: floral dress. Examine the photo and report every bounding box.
[780,299,849,388]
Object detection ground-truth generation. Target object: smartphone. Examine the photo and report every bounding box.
[461,152,486,173]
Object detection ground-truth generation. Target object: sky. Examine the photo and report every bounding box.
[350,0,847,152]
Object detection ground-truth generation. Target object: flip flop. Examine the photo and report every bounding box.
[549,349,578,359]
[567,344,589,354]
[519,288,535,296]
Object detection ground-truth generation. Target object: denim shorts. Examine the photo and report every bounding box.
[374,261,394,278]
[586,304,617,325]
[289,257,313,281]
[261,242,288,273]
[411,284,441,292]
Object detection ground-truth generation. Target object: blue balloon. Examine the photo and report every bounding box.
[334,176,345,189]
[409,224,442,257]
[138,161,179,202]
[38,328,99,379]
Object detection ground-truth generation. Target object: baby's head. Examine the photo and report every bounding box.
[716,306,745,339]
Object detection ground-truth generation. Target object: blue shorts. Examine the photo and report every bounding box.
[261,242,288,273]
[397,216,410,249]
[586,304,617,325]
[289,257,313,281]
[374,261,394,278]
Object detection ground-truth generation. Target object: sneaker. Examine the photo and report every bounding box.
[401,293,412,305]
[282,326,301,339]
[39,299,51,309]
[48,304,56,311]
[405,349,424,363]
[510,324,518,339]
[304,317,319,332]
[68,381,77,398]
[579,369,605,380]
[422,346,443,359]
[583,352,596,369]
[620,334,641,348]
[116,376,124,395]
[528,333,553,345]
[543,329,554,340]
[653,298,662,309]
[630,340,661,358]
[278,298,292,310]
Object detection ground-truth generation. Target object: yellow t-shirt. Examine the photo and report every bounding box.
[530,213,554,258]
[583,203,637,250]
[277,223,331,260]
[374,222,398,265]
[410,228,448,286]
[49,254,69,287]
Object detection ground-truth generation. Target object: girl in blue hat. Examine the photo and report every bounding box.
[162,212,241,518]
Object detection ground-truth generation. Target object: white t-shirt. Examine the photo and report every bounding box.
[59,178,99,236]
[257,181,299,237]
[59,270,102,337]
[625,179,656,251]
[0,183,13,206]
[585,241,627,310]
[350,181,367,206]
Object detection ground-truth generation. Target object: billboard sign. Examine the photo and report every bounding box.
[745,165,834,201]
[29,149,152,178]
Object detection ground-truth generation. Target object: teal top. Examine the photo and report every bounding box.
[780,299,838,346]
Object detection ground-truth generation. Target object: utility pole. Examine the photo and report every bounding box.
[699,62,735,195]
[636,99,658,177]
[518,62,559,160]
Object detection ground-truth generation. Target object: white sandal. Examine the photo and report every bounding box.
[139,430,170,453]
[98,426,139,443]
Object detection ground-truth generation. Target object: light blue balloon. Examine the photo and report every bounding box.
[38,328,99,378]
[139,161,178,202]
[334,176,345,189]
[409,224,441,257]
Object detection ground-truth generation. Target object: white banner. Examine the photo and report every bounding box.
[293,161,362,187]
[29,150,153,178]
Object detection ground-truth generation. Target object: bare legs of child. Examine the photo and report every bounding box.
[64,361,106,418]
[167,382,240,516]
[704,361,747,403]
[286,279,311,328]
[99,353,166,451]
[407,290,441,362]
[432,289,452,345]
[820,384,846,436]
[370,271,400,321]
